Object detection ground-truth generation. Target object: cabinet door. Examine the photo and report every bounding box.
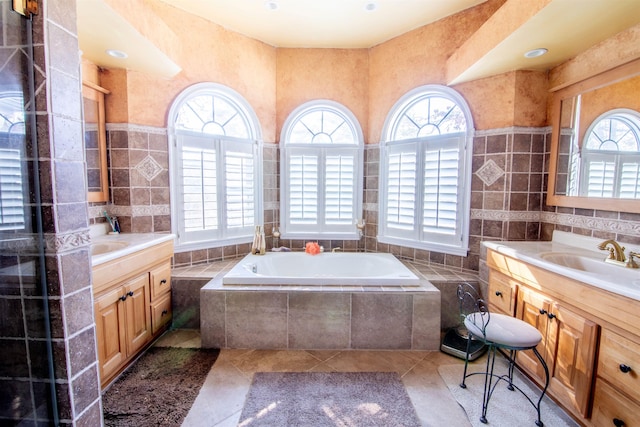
[546,302,598,418]
[515,287,551,382]
[95,286,126,383]
[124,273,152,355]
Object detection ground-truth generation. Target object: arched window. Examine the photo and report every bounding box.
[581,109,640,198]
[168,83,263,250]
[379,85,473,255]
[280,100,363,238]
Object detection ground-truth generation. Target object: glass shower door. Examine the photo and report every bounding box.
[0,2,59,424]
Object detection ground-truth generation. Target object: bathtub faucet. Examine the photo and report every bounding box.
[332,247,342,253]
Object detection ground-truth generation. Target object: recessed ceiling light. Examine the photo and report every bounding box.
[106,49,128,59]
[264,0,279,11]
[364,1,377,12]
[524,48,548,58]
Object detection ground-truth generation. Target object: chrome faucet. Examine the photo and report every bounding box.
[331,247,342,253]
[597,240,626,262]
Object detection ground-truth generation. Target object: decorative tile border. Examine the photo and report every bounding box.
[46,229,91,252]
[541,211,640,236]
[106,123,167,135]
[474,126,551,137]
[471,209,640,238]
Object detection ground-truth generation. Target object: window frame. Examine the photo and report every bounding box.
[378,85,474,256]
[168,82,263,252]
[280,100,364,240]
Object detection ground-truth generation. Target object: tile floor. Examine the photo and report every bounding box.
[153,330,575,427]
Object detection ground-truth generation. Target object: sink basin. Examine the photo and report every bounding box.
[91,241,129,256]
[540,252,640,281]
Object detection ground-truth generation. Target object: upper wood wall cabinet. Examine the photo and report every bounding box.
[83,81,110,202]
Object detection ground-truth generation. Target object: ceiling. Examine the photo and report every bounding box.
[76,0,640,82]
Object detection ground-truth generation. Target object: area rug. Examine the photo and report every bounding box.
[438,362,578,427]
[238,372,421,427]
[102,347,219,427]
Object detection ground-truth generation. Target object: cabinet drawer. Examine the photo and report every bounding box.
[591,379,640,427]
[150,262,172,300]
[488,270,518,315]
[598,328,640,403]
[151,293,172,334]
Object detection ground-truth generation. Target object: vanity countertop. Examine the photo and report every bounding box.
[91,232,175,266]
[483,231,640,301]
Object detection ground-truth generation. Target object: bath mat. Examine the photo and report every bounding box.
[238,371,421,427]
[438,361,578,427]
[102,346,219,427]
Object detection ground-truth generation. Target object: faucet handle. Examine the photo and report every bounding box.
[627,251,640,268]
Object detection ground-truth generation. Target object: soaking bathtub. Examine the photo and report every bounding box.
[222,252,421,286]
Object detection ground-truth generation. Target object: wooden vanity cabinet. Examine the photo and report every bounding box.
[485,248,631,425]
[93,240,173,388]
[515,286,598,419]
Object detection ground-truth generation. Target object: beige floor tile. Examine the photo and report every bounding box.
[158,330,574,427]
[182,358,251,427]
[403,357,472,427]
[154,328,201,348]
[322,350,424,375]
[230,349,325,376]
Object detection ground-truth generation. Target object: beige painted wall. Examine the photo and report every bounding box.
[101,1,278,142]
[276,49,369,142]
[104,0,640,144]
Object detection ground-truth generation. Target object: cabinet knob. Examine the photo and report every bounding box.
[547,312,556,320]
[119,295,127,301]
[127,291,134,297]
[161,309,168,316]
[495,291,503,297]
[160,279,167,285]
[613,418,625,427]
[539,309,547,315]
[619,364,632,373]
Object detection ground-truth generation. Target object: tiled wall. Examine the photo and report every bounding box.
[6,0,103,425]
[95,125,640,271]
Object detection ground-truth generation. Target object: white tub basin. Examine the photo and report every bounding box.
[91,241,129,256]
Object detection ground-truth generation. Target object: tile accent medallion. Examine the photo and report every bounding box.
[476,159,505,186]
[135,155,164,181]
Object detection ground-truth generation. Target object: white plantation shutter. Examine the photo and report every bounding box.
[225,146,255,234]
[288,152,318,225]
[385,144,417,234]
[423,143,459,235]
[379,85,472,255]
[176,133,260,245]
[620,161,640,198]
[0,148,25,231]
[281,101,363,238]
[325,152,355,225]
[181,146,217,233]
[584,157,615,197]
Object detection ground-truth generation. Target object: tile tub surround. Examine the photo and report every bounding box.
[201,278,441,350]
[173,256,477,345]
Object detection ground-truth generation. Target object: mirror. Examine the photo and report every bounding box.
[83,81,109,202]
[547,59,640,213]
